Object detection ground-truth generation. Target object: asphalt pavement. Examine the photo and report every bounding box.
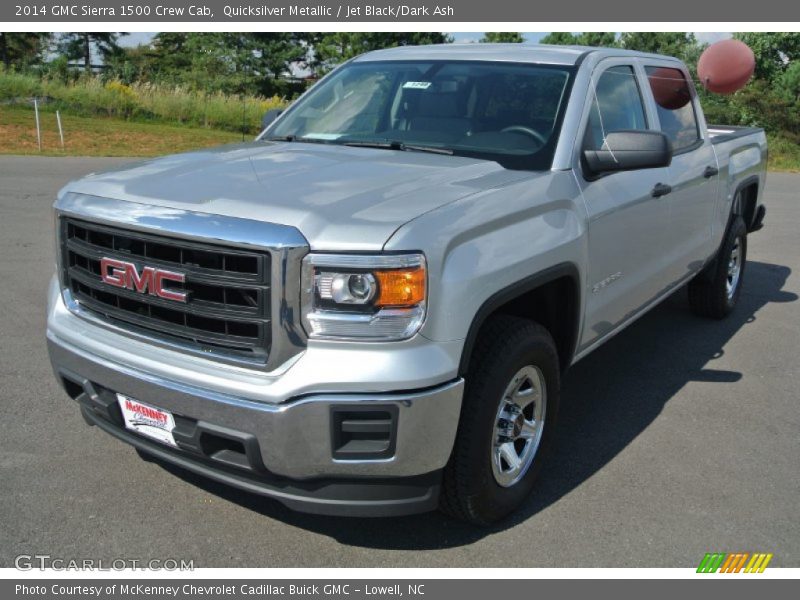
[1,156,798,567]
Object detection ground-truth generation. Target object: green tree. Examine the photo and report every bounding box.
[149,32,192,75]
[310,33,453,74]
[57,33,126,73]
[618,32,697,62]
[149,33,307,96]
[0,33,51,70]
[539,32,579,45]
[779,60,800,103]
[103,44,160,84]
[576,32,617,47]
[540,32,617,47]
[480,32,525,43]
[734,32,800,82]
[250,32,310,91]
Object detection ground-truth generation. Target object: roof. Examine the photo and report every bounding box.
[353,43,681,67]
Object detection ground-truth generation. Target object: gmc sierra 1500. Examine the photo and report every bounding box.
[47,44,767,524]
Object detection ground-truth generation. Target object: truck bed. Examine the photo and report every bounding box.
[708,125,765,145]
[707,124,768,234]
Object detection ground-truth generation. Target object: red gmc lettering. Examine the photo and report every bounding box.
[100,257,187,303]
[127,263,154,294]
[154,271,187,302]
[99,257,127,287]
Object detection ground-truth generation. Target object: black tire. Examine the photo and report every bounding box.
[440,315,560,525]
[688,216,747,319]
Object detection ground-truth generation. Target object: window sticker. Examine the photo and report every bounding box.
[403,81,432,90]
[303,133,343,140]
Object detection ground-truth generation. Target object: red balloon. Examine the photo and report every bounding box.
[648,67,693,110]
[698,39,755,94]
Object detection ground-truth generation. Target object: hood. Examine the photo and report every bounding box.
[63,142,533,250]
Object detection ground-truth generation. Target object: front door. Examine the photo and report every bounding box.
[575,61,672,352]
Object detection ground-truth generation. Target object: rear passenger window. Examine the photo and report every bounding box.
[645,66,700,152]
[584,66,648,151]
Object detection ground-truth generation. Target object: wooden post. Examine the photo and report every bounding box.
[56,110,65,149]
[241,93,246,142]
[34,97,42,151]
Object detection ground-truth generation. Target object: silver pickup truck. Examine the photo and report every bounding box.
[47,44,767,524]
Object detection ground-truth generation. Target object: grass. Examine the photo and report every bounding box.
[767,134,800,173]
[2,105,799,171]
[0,72,288,134]
[0,106,242,156]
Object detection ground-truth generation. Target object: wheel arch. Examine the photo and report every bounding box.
[458,262,581,377]
[730,174,760,232]
[698,176,758,284]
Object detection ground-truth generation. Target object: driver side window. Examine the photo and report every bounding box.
[584,66,648,151]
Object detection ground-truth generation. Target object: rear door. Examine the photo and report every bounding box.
[574,59,673,352]
[642,63,719,283]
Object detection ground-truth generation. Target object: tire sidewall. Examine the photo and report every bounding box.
[464,332,560,521]
[719,217,747,312]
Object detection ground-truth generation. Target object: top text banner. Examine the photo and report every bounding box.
[3,0,799,22]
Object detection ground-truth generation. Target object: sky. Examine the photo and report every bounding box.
[119,31,734,48]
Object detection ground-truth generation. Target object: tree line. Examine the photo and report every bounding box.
[0,33,453,97]
[1,32,798,144]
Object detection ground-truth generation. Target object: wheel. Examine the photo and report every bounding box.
[440,315,560,524]
[688,215,747,319]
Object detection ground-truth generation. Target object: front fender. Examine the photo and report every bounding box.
[384,170,587,348]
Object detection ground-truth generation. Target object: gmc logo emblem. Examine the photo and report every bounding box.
[99,257,188,303]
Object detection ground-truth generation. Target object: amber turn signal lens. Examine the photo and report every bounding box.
[374,267,426,307]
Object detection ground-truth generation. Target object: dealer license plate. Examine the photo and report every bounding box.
[117,394,177,447]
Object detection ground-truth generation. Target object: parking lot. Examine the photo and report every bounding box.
[1,155,798,567]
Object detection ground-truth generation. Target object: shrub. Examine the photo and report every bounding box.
[0,71,43,100]
[0,72,289,134]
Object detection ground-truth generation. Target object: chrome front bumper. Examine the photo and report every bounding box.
[48,332,464,516]
[48,328,463,478]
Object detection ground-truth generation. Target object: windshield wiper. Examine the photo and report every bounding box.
[265,135,332,145]
[343,140,453,155]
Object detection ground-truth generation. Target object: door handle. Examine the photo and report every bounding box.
[651,183,673,198]
[703,165,719,178]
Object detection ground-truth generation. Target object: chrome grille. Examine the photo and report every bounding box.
[60,218,271,363]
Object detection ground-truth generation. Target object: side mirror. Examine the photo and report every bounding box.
[583,130,672,175]
[261,108,284,129]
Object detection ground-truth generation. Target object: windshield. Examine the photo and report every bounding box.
[266,60,574,170]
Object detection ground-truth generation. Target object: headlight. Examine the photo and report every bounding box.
[301,253,427,341]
